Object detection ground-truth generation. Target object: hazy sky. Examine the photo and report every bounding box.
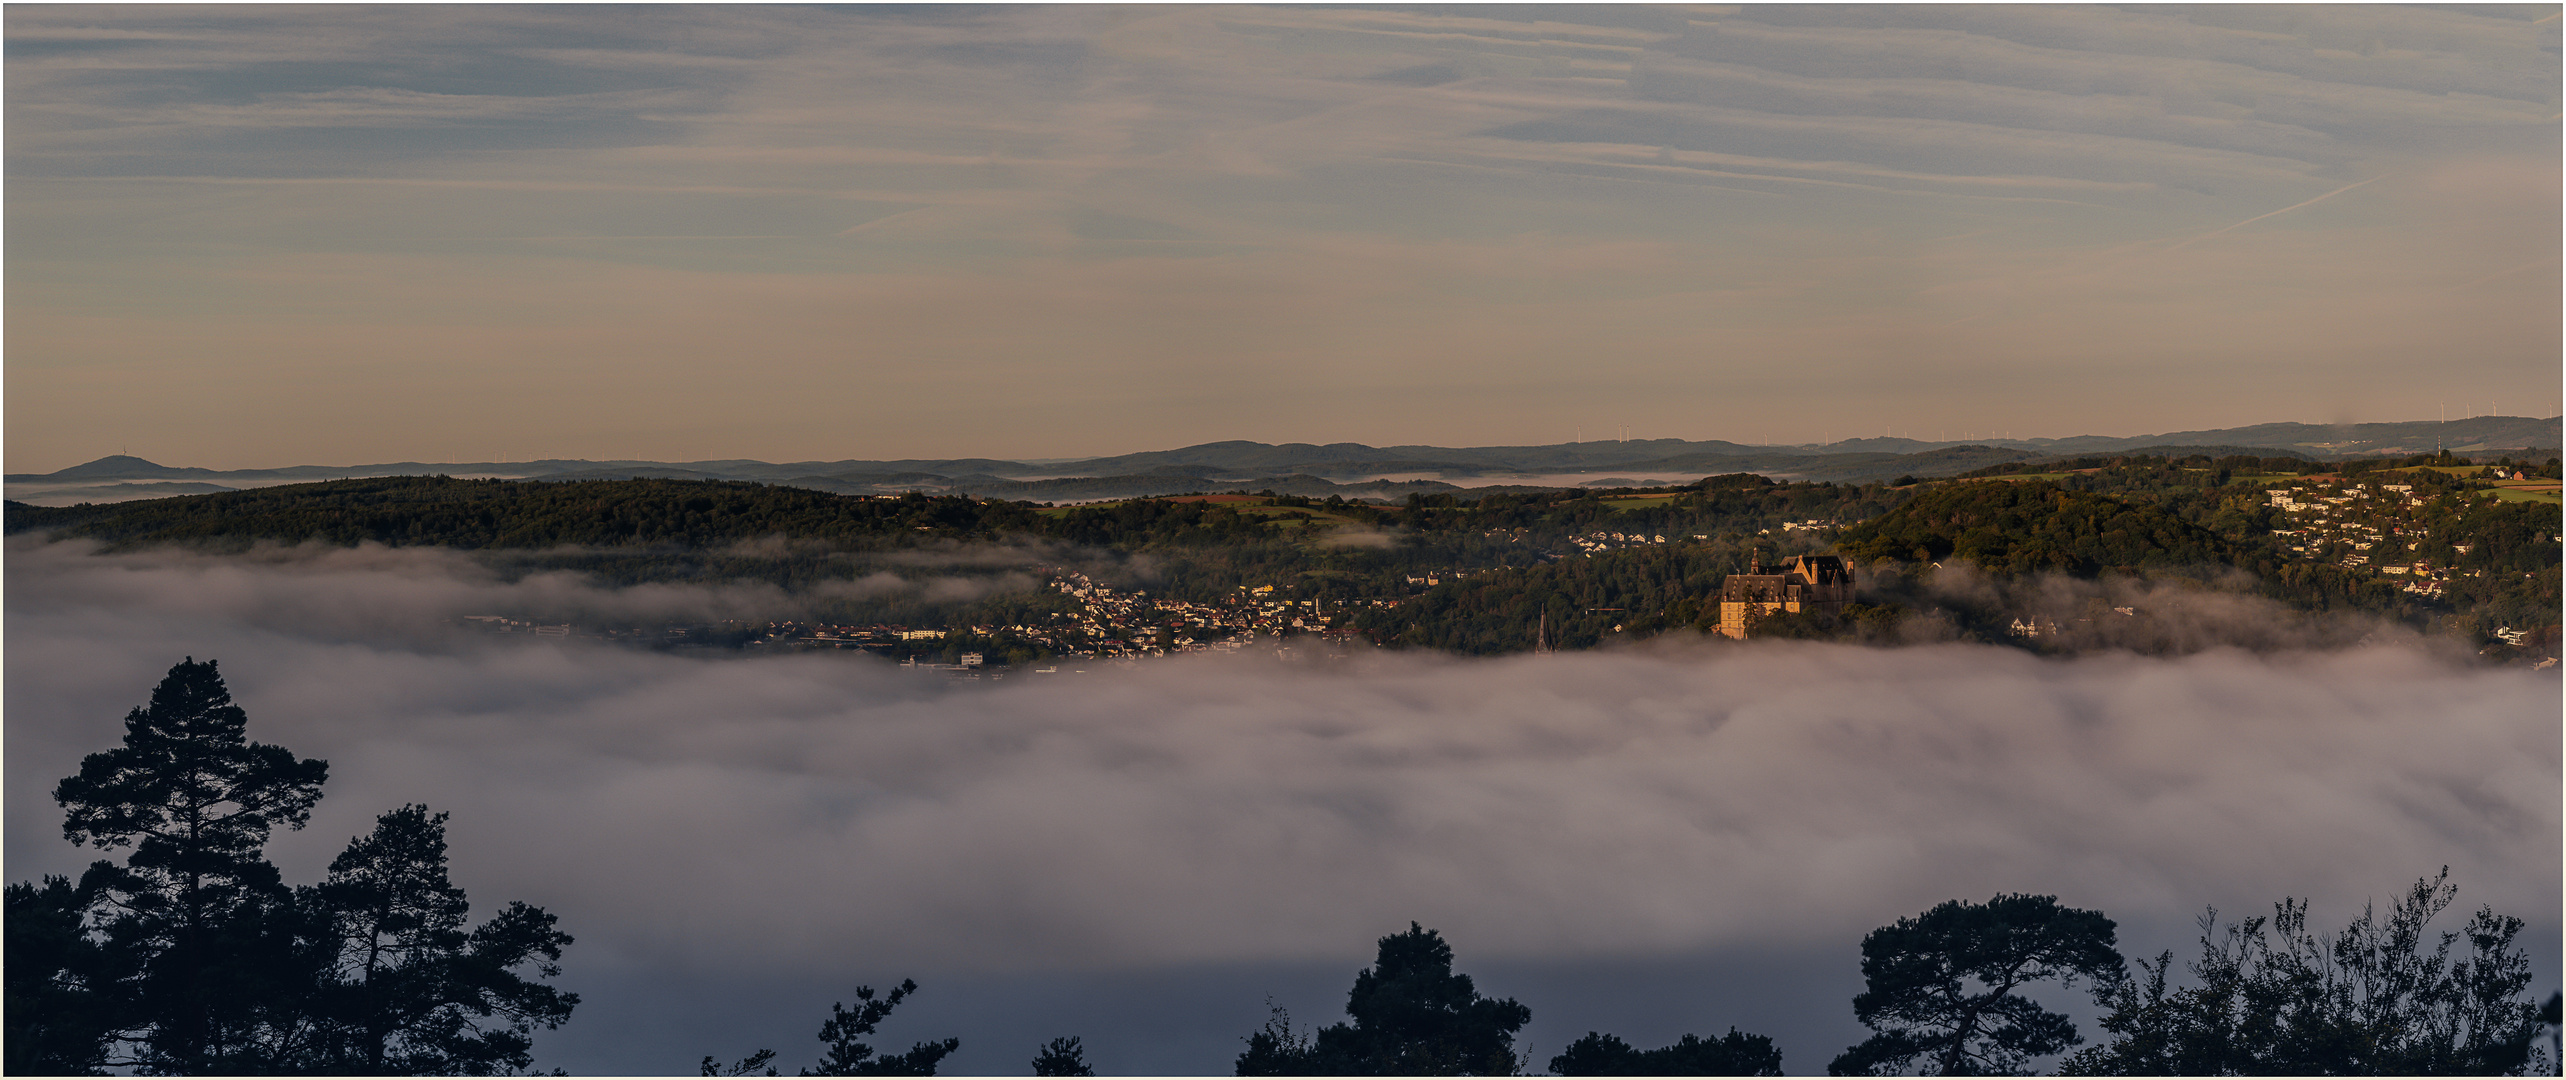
[7,5,2560,472]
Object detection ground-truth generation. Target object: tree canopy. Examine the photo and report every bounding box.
[51,658,330,1073]
[1829,893,2123,1076]
[306,805,578,1074]
[807,980,959,1076]
[1031,1035,1097,1076]
[1236,923,1530,1076]
[8,658,577,1075]
[704,980,960,1077]
[2060,871,2548,1076]
[1550,1027,1784,1075]
[1835,481,2235,577]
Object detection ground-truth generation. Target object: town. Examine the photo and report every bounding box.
[23,449,2546,668]
[456,567,1401,675]
[445,457,2558,670]
[2259,466,2551,597]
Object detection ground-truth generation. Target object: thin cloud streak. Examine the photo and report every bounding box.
[5,5,2557,467]
[2167,175,2385,251]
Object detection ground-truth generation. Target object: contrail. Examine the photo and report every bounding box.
[2166,175,2380,251]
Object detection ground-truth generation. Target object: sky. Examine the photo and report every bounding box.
[5,4,2560,473]
[7,537,2556,1074]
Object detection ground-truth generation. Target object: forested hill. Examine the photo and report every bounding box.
[1835,481,2237,576]
[8,463,2554,660]
[4,471,1904,553]
[2,476,1067,549]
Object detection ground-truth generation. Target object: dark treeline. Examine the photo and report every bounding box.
[1824,885,2553,1077]
[4,478,1057,551]
[1,472,1899,572]
[0,474,1910,643]
[7,660,575,1076]
[698,980,965,1077]
[13,660,2556,1076]
[1224,893,2552,1077]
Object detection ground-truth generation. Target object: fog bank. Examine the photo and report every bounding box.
[7,540,2554,1073]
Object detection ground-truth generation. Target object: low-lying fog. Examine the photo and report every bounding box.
[7,539,2555,1075]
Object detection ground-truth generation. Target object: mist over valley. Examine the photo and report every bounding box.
[6,491,2556,1071]
[9,4,2559,1072]
[10,435,2555,1073]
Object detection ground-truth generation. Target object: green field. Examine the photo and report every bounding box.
[2366,465,2560,503]
[1600,494,1681,510]
[1237,506,1364,526]
[2488,486,2562,504]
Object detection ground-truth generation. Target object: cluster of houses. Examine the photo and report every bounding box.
[1052,556,1871,649]
[447,566,1432,665]
[1480,525,1717,557]
[2264,480,2461,596]
[2006,607,2139,639]
[1034,571,1380,658]
[1567,529,1687,554]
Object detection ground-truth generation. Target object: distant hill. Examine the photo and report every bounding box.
[40,454,210,481]
[16,481,240,503]
[2029,445,2317,464]
[10,416,2552,505]
[2019,417,2558,458]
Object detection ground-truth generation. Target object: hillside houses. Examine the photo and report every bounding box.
[2261,478,2480,595]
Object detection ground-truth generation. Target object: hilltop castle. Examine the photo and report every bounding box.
[1715,554,1855,639]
